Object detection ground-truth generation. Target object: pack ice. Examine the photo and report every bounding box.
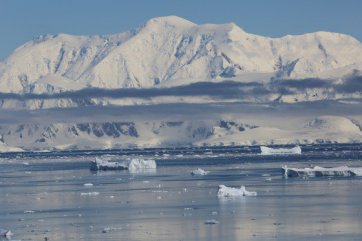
[282,165,362,178]
[90,157,156,171]
[217,185,257,197]
[260,146,302,155]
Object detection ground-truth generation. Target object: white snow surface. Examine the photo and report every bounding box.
[217,185,257,197]
[0,116,362,151]
[1,16,362,94]
[282,165,362,177]
[0,138,24,153]
[191,168,209,176]
[260,146,302,155]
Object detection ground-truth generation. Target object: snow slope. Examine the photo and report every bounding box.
[0,117,361,151]
[1,16,362,94]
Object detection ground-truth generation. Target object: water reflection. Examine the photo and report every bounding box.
[1,146,362,241]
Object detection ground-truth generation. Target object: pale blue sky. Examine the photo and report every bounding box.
[1,0,361,60]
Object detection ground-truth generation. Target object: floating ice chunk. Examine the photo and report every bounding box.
[260,146,301,155]
[204,219,219,224]
[24,210,35,213]
[282,165,362,178]
[217,185,257,197]
[81,192,100,196]
[0,229,12,237]
[90,157,128,171]
[102,226,122,233]
[191,168,209,176]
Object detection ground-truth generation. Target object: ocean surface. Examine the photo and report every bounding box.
[1,144,362,241]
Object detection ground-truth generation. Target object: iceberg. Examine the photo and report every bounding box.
[217,185,257,198]
[90,157,128,171]
[128,158,157,172]
[81,192,100,196]
[0,229,12,238]
[128,158,157,174]
[204,219,219,225]
[90,157,156,172]
[282,165,362,178]
[260,146,301,155]
[191,168,209,176]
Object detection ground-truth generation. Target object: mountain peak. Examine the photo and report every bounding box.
[144,15,196,29]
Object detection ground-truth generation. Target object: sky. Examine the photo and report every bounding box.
[1,0,362,60]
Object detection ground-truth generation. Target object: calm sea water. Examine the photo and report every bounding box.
[1,144,362,241]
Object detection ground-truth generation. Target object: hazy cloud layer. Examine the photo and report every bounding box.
[0,76,361,101]
[0,81,261,100]
[1,100,362,125]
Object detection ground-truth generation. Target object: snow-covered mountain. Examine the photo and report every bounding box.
[0,117,361,151]
[1,16,362,94]
[1,16,362,151]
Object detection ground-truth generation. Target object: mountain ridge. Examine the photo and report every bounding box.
[1,15,362,94]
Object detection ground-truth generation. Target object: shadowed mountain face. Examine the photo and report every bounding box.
[0,16,362,94]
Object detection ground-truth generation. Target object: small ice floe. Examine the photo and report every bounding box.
[90,157,156,172]
[191,168,209,176]
[217,185,257,198]
[204,219,219,225]
[83,183,93,187]
[0,229,12,238]
[102,226,122,233]
[282,165,362,178]
[260,146,301,155]
[81,192,100,196]
[24,210,36,214]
